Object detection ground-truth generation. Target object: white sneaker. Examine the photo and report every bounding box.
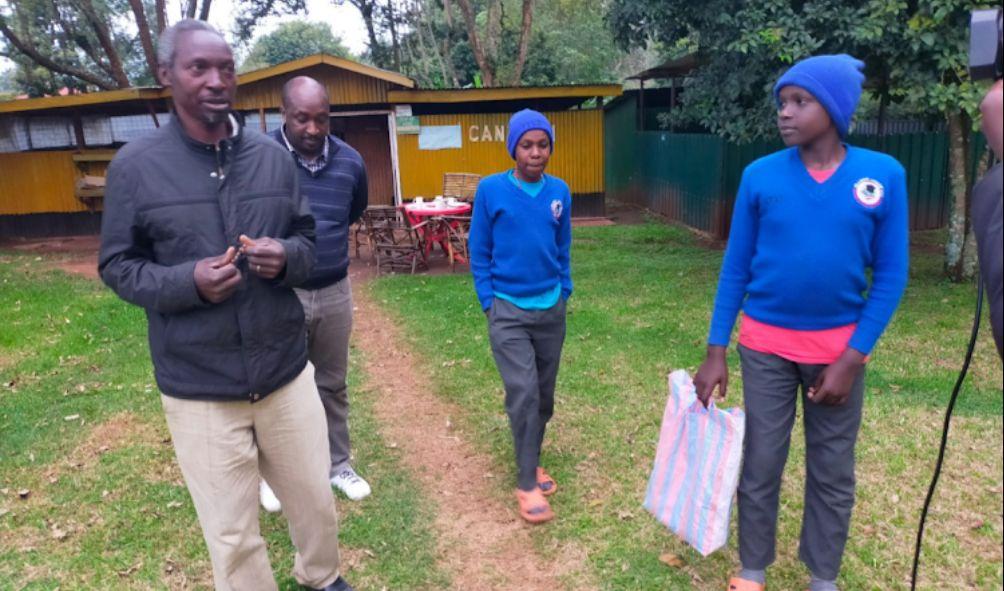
[259,479,281,513]
[330,466,371,501]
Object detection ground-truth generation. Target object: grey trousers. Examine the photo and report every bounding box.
[487,297,567,491]
[736,344,865,581]
[297,277,354,477]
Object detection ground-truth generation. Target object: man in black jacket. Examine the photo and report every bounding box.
[98,19,352,591]
[256,77,370,512]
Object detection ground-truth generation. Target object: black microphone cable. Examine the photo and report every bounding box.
[910,274,984,590]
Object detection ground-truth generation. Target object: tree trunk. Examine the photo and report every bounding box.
[185,0,197,19]
[455,0,494,86]
[384,0,401,71]
[0,16,116,90]
[944,110,973,281]
[79,0,130,87]
[128,0,159,79]
[351,0,384,67]
[483,0,501,68]
[962,150,993,279]
[442,0,453,27]
[198,0,212,20]
[427,0,459,86]
[155,0,167,34]
[509,0,534,86]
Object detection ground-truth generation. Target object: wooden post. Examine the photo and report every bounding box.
[259,107,267,132]
[72,111,87,149]
[637,79,645,131]
[670,77,678,132]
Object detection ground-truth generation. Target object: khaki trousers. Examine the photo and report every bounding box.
[161,363,341,590]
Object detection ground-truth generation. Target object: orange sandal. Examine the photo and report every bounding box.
[727,578,765,591]
[515,488,554,524]
[536,467,557,496]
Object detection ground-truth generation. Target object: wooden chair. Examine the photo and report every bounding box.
[355,205,400,260]
[435,214,472,272]
[367,215,428,275]
[442,172,481,203]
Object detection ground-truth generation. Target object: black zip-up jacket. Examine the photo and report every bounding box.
[98,115,316,401]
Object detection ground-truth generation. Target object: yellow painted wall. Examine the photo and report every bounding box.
[396,110,604,199]
[0,150,90,215]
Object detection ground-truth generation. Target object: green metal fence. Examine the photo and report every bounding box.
[605,97,988,239]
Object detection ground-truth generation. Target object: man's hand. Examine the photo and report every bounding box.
[694,345,729,408]
[194,247,242,303]
[807,348,865,406]
[240,234,287,280]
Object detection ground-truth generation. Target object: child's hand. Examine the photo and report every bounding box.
[694,345,729,408]
[807,348,865,405]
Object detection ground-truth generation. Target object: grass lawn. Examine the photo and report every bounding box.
[368,221,1003,590]
[0,253,448,589]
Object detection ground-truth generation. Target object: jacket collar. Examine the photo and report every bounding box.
[170,111,244,154]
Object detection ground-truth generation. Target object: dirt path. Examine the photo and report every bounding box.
[0,235,101,279]
[349,264,589,591]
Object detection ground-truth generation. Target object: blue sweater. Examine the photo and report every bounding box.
[469,172,573,311]
[269,131,368,289]
[708,146,909,355]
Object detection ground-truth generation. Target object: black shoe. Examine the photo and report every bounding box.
[306,576,354,591]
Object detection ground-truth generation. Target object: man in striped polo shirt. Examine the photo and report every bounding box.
[261,76,371,511]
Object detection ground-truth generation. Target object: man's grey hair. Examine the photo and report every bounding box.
[157,19,225,67]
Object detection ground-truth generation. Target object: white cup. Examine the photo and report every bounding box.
[414,197,424,205]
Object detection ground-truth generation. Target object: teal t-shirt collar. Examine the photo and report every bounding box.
[508,169,546,197]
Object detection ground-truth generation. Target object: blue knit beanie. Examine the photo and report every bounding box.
[772,54,865,138]
[506,109,554,159]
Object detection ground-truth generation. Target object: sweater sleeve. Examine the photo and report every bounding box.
[847,165,909,354]
[558,189,573,300]
[98,157,206,314]
[708,169,758,346]
[274,161,317,288]
[468,182,494,310]
[349,156,368,226]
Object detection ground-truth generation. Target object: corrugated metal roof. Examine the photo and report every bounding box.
[390,84,622,104]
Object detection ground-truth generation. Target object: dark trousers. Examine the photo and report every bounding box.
[737,344,865,580]
[487,297,566,491]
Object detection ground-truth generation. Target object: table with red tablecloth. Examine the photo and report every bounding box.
[402,202,473,262]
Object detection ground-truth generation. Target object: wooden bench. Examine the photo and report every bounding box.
[72,151,115,211]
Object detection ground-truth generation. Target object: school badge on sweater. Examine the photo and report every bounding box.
[853,178,884,208]
[550,199,563,220]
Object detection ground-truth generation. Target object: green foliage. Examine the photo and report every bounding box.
[239,20,352,73]
[606,0,993,142]
[393,0,627,88]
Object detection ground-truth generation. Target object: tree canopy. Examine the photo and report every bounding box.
[239,21,352,73]
[0,0,307,95]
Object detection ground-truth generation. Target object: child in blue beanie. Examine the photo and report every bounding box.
[469,108,572,524]
[693,55,909,591]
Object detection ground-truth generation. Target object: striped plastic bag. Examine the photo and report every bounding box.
[643,369,745,556]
